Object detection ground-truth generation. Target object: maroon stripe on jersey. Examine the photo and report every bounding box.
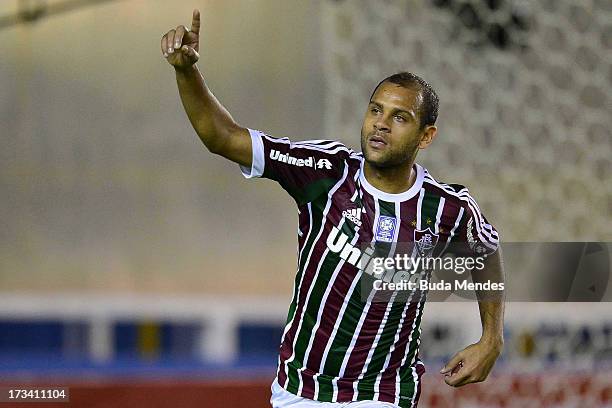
[304,262,360,371]
[377,301,420,393]
[301,372,315,400]
[423,177,498,246]
[398,197,419,256]
[421,180,469,213]
[297,203,311,252]
[419,182,471,240]
[378,387,397,404]
[367,198,420,399]
[263,136,346,193]
[335,378,356,400]
[357,186,376,244]
[335,300,390,401]
[437,203,464,257]
[277,168,354,387]
[278,220,341,385]
[334,187,403,401]
[342,162,360,201]
[373,197,425,398]
[299,167,371,398]
[277,359,288,386]
[302,174,373,371]
[377,191,460,400]
[291,203,316,399]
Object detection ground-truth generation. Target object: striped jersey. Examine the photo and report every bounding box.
[239,129,499,407]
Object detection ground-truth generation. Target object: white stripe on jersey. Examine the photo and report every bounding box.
[441,207,465,254]
[373,289,417,401]
[313,255,363,400]
[277,202,314,377]
[293,139,340,144]
[372,200,403,400]
[388,194,443,404]
[464,194,498,238]
[332,195,381,401]
[434,197,446,235]
[393,296,425,407]
[424,174,498,241]
[282,163,350,387]
[416,189,425,230]
[291,139,363,161]
[267,136,353,156]
[411,188,426,259]
[298,225,359,396]
[352,290,399,399]
[352,199,402,399]
[389,200,402,259]
[423,175,498,249]
[293,140,347,149]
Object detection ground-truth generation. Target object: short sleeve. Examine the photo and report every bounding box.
[454,190,500,257]
[239,129,351,204]
[239,128,265,179]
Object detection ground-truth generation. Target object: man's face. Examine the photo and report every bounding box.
[360,82,426,168]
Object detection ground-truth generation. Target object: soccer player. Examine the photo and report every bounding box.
[161,10,504,408]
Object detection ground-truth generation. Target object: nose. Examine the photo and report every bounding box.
[373,117,390,133]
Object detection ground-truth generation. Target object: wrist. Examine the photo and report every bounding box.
[480,334,504,350]
[174,64,197,75]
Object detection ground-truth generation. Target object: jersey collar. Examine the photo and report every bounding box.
[359,158,424,202]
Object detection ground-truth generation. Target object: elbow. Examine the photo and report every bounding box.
[205,138,226,155]
[192,127,225,155]
[199,123,242,156]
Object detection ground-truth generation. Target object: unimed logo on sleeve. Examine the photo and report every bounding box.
[270,149,332,170]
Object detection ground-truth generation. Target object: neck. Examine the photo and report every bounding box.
[363,160,416,194]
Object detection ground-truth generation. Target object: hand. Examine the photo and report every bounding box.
[161,9,201,69]
[440,338,502,387]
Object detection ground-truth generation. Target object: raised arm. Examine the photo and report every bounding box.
[160,9,252,167]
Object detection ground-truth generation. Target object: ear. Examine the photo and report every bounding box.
[418,125,437,149]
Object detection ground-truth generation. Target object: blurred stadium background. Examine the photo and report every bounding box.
[1,0,611,407]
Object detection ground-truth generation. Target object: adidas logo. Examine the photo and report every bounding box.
[342,208,362,227]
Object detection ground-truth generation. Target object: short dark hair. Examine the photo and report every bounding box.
[370,72,439,130]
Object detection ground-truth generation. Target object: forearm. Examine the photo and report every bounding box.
[174,64,239,153]
[474,249,505,345]
[477,298,504,347]
[442,252,504,386]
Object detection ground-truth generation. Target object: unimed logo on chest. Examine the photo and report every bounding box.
[270,149,332,169]
[326,226,374,268]
[326,226,424,285]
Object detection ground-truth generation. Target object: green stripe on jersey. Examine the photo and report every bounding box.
[355,300,407,400]
[419,192,440,231]
[286,212,359,394]
[314,198,397,401]
[284,161,346,206]
[316,282,367,400]
[353,199,402,400]
[398,301,426,407]
[285,194,332,334]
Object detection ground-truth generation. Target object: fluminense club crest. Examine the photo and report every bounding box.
[413,228,439,257]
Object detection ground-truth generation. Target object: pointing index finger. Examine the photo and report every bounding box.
[191,9,200,35]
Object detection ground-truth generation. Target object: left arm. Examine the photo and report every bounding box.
[440,248,505,387]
